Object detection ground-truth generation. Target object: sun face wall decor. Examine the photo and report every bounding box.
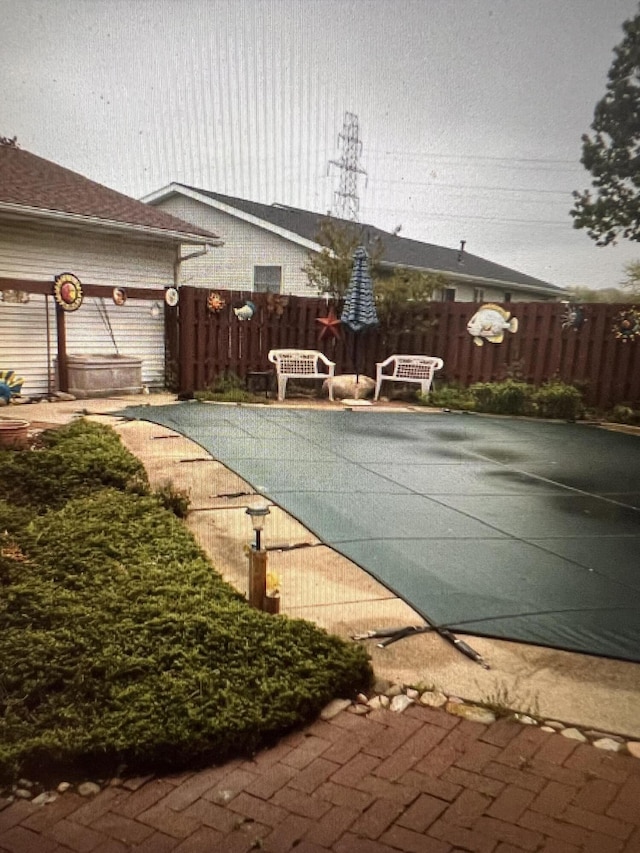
[53,273,83,312]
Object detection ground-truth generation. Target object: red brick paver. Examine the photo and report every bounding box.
[1,704,638,852]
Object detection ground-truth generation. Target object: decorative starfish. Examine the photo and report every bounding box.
[316,307,342,340]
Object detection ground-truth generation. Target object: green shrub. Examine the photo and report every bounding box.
[154,481,191,518]
[0,420,149,512]
[0,426,372,785]
[419,379,584,420]
[195,372,268,404]
[418,383,476,411]
[470,380,534,415]
[609,404,640,425]
[529,381,583,421]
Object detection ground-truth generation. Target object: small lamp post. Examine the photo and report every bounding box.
[246,501,270,609]
[245,501,270,552]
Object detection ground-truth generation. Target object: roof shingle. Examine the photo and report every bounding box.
[178,184,564,294]
[0,146,218,241]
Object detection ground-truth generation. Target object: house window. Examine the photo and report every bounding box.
[504,292,512,303]
[253,265,282,293]
[441,287,456,302]
[473,288,485,303]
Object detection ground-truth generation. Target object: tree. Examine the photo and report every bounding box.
[620,259,640,297]
[374,268,444,331]
[565,285,629,303]
[302,218,382,300]
[303,218,442,306]
[570,11,640,245]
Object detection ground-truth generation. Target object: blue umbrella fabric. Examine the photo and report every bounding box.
[341,246,378,381]
[341,246,378,332]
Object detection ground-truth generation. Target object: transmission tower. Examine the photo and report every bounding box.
[328,112,367,221]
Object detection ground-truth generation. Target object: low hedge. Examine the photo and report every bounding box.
[421,379,584,420]
[0,421,372,785]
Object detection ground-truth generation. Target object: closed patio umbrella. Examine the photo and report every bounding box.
[341,246,378,382]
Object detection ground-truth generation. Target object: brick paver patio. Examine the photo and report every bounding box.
[1,703,638,853]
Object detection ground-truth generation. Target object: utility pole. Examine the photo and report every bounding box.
[328,112,367,222]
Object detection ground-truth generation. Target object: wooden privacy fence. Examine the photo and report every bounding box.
[169,288,640,409]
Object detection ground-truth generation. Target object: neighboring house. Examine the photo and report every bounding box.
[0,144,220,397]
[143,183,568,302]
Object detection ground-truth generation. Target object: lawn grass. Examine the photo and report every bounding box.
[0,420,372,785]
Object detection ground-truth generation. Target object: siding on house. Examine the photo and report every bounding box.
[435,281,533,302]
[157,196,319,296]
[0,220,173,395]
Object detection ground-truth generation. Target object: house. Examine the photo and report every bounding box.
[0,144,221,398]
[142,183,568,302]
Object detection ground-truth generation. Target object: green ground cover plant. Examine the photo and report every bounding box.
[195,373,270,404]
[419,379,584,420]
[0,421,371,785]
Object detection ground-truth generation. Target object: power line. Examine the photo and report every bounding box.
[365,146,583,168]
[360,206,572,227]
[371,177,574,196]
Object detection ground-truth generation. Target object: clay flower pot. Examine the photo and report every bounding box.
[0,419,30,449]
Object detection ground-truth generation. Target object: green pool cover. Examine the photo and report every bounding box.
[116,403,640,663]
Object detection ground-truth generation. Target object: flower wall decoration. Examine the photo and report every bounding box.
[265,292,290,316]
[207,291,226,313]
[613,307,640,342]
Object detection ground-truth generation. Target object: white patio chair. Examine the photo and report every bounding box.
[268,349,335,401]
[374,354,444,401]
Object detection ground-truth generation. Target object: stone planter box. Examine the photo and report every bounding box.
[65,354,143,398]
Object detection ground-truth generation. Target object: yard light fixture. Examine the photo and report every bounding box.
[246,501,271,610]
[246,501,270,552]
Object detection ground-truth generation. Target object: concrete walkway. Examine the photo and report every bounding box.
[1,394,639,852]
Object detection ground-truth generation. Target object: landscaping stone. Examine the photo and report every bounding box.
[593,737,622,752]
[327,374,375,400]
[320,698,351,720]
[32,792,57,806]
[627,742,640,759]
[445,701,496,724]
[77,782,101,797]
[390,694,413,713]
[419,690,447,707]
[561,727,588,742]
[513,713,538,725]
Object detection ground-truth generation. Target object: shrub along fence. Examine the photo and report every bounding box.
[168,288,640,410]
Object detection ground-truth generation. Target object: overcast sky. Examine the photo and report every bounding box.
[2,0,640,290]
